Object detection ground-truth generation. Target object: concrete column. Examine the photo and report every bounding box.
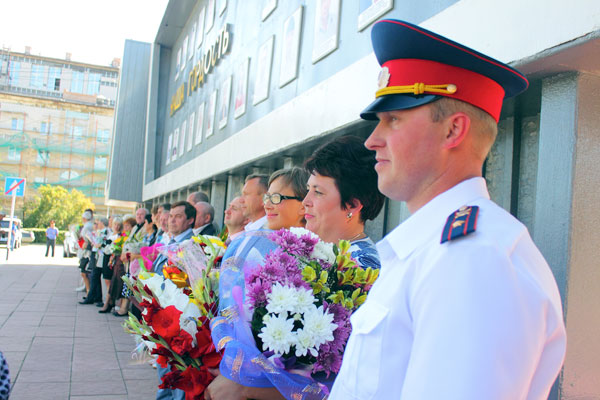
[226,175,244,205]
[283,157,294,169]
[211,180,227,229]
[533,72,600,399]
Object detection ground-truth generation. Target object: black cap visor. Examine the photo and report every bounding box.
[360,93,441,120]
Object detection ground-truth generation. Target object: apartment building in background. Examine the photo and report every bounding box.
[0,46,132,217]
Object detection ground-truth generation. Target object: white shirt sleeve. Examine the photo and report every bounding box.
[401,243,552,399]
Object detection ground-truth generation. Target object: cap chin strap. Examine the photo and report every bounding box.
[376,82,457,98]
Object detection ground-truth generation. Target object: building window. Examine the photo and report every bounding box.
[30,64,46,89]
[87,73,101,95]
[11,118,24,131]
[36,150,50,165]
[48,67,61,91]
[72,125,85,139]
[71,70,84,93]
[94,156,107,170]
[97,129,110,143]
[60,170,79,182]
[40,121,53,135]
[8,61,20,86]
[8,146,21,161]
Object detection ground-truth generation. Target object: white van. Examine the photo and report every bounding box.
[0,217,22,249]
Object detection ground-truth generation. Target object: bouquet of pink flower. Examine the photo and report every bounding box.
[245,227,379,377]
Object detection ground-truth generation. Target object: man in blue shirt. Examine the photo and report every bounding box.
[152,201,195,400]
[45,220,59,257]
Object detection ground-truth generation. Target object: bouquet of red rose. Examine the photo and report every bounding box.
[122,235,227,399]
[123,270,221,399]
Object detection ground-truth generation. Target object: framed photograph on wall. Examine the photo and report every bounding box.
[234,58,249,119]
[206,90,217,137]
[166,133,172,165]
[187,112,195,151]
[178,120,187,157]
[261,0,277,21]
[312,0,341,63]
[172,128,179,161]
[181,36,188,71]
[218,0,227,16]
[175,48,181,80]
[206,0,215,33]
[189,23,196,60]
[197,8,205,48]
[195,103,205,145]
[219,76,232,129]
[279,6,303,87]
[358,0,393,31]
[253,35,274,105]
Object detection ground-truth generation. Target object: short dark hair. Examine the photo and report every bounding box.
[171,200,197,223]
[160,203,171,211]
[304,135,385,222]
[144,213,153,224]
[245,174,269,192]
[269,167,310,199]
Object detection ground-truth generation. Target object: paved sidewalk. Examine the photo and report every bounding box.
[0,245,158,400]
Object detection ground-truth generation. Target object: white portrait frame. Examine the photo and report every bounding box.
[253,35,274,105]
[279,6,303,87]
[312,0,341,63]
[358,0,393,31]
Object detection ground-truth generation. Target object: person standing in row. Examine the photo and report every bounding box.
[45,220,58,257]
[329,19,566,400]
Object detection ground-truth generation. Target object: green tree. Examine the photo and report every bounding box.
[24,185,94,230]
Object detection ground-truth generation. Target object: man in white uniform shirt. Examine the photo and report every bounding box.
[329,20,566,400]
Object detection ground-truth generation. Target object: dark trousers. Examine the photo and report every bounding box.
[87,253,103,303]
[45,238,56,257]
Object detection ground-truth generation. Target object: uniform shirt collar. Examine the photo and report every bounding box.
[378,177,490,261]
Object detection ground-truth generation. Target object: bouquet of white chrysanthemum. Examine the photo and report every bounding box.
[258,283,337,359]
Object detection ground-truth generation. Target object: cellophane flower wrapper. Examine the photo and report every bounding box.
[211,228,379,399]
[122,270,222,399]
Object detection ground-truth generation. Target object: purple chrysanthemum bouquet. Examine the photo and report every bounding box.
[245,227,379,377]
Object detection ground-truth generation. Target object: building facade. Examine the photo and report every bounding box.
[0,48,124,217]
[109,1,600,398]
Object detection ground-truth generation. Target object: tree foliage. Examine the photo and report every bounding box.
[24,185,93,230]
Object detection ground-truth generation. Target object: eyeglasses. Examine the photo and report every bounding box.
[262,193,302,205]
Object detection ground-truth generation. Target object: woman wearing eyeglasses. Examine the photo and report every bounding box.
[263,167,309,231]
[205,137,385,400]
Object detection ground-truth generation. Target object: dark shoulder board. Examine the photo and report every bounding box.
[440,205,479,244]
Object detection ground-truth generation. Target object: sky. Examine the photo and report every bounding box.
[1,0,169,66]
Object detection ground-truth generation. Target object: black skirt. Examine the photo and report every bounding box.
[101,252,112,280]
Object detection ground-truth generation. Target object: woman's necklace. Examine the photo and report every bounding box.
[346,231,366,242]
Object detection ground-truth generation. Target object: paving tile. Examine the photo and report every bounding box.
[124,378,159,395]
[70,379,127,396]
[71,367,122,382]
[9,381,70,400]
[16,368,71,383]
[70,396,128,400]
[0,336,33,351]
[1,351,27,373]
[121,365,158,380]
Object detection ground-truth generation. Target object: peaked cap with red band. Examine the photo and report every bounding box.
[360,19,529,122]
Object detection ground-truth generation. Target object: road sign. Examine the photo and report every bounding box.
[4,177,26,197]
